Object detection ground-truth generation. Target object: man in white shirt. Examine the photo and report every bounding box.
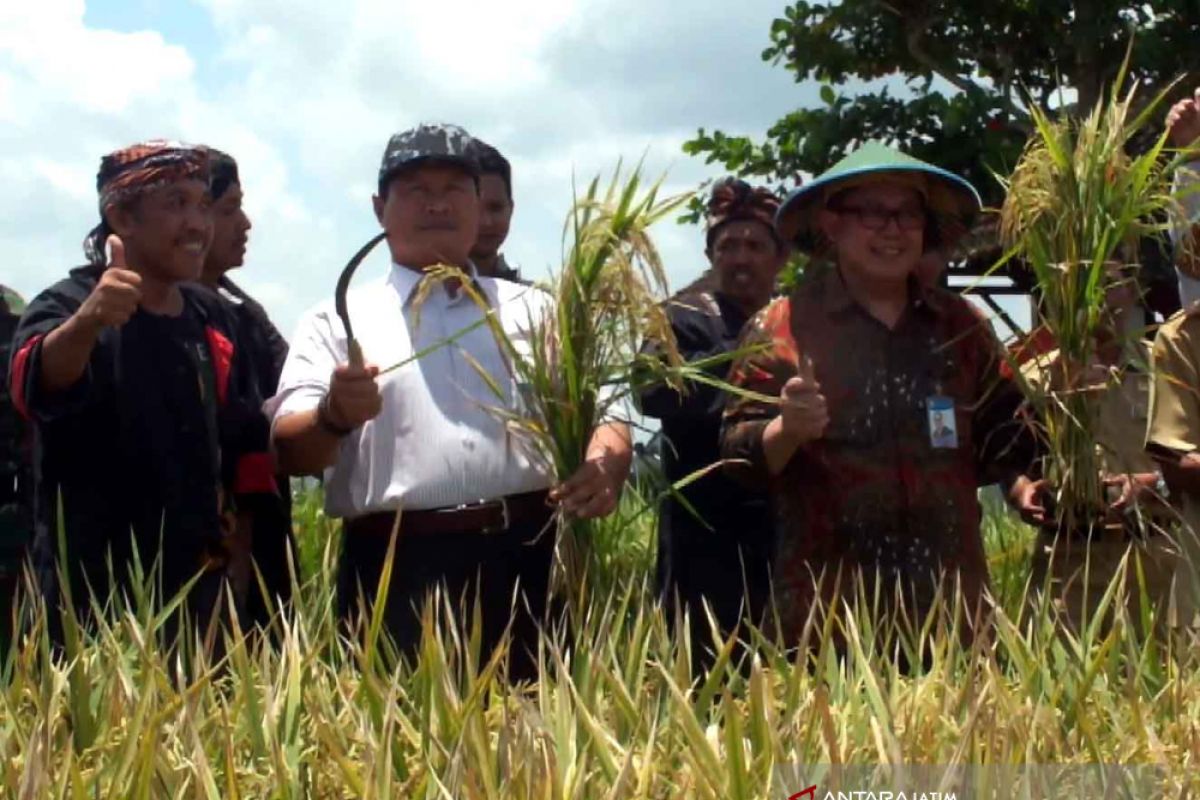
[270,124,631,677]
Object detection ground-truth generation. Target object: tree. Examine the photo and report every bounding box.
[684,1,1200,208]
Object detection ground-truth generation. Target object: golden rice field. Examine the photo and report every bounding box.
[0,486,1197,799]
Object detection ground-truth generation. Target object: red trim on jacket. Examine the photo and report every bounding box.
[10,333,43,420]
[204,326,233,406]
[235,452,278,495]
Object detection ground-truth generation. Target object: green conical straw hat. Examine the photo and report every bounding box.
[775,141,982,253]
[0,285,25,315]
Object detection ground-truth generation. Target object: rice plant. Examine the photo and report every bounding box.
[7,151,1199,797]
[404,168,747,603]
[1,494,1197,798]
[997,63,1184,533]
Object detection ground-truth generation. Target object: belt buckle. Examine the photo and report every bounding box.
[479,496,510,535]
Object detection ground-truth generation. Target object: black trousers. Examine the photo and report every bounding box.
[240,488,298,628]
[0,572,18,655]
[657,506,774,672]
[338,506,557,681]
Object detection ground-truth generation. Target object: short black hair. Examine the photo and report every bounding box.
[472,140,512,202]
[83,220,112,266]
[206,147,240,201]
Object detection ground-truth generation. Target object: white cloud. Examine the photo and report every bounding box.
[0,0,331,326]
[0,2,194,113]
[2,0,805,336]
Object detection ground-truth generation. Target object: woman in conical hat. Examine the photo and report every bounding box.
[719,142,1042,651]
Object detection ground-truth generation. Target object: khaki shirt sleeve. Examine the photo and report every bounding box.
[1147,318,1200,455]
[1171,162,1200,247]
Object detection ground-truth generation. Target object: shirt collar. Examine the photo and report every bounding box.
[821,267,856,314]
[821,266,948,318]
[387,260,487,308]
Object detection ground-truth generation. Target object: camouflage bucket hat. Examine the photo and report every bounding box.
[378,123,480,190]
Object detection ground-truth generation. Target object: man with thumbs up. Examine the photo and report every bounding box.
[9,141,273,640]
[721,144,1040,651]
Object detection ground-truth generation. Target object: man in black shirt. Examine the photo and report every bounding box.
[197,147,296,624]
[9,141,273,640]
[0,285,31,650]
[637,178,786,667]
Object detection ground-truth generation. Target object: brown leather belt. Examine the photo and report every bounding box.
[343,490,553,538]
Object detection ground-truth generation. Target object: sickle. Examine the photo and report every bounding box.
[334,232,387,369]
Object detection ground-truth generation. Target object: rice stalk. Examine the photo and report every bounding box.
[997,59,1185,533]
[0,496,1198,797]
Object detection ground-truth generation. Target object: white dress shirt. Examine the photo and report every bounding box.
[269,262,554,517]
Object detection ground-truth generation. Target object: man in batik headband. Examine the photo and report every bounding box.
[721,143,1041,653]
[9,140,273,641]
[637,177,786,671]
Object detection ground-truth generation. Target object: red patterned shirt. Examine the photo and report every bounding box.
[720,268,1036,638]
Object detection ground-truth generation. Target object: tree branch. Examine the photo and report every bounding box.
[993,47,1019,116]
[879,2,1032,131]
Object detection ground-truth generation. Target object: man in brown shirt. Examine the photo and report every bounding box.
[720,143,1040,646]
[1145,308,1200,631]
[1138,92,1200,632]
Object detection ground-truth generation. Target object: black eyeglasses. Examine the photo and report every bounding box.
[832,204,927,232]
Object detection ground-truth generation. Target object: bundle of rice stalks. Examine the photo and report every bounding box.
[997,63,1183,533]
[412,167,702,596]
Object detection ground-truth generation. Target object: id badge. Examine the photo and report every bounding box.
[927,395,958,449]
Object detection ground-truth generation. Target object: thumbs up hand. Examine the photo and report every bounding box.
[779,354,829,444]
[76,234,142,332]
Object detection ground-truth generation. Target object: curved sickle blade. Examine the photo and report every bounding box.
[334,232,387,368]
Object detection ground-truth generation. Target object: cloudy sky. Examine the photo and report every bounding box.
[1,0,815,336]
